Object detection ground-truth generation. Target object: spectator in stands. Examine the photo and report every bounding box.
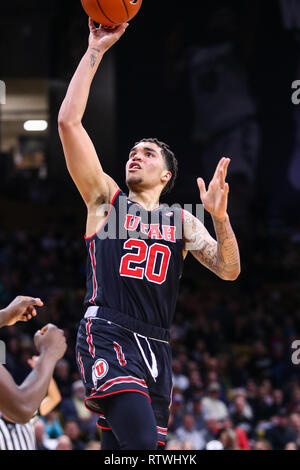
[222,417,250,450]
[42,410,63,439]
[251,383,274,423]
[202,383,229,421]
[288,412,300,447]
[35,419,58,451]
[219,428,239,450]
[59,380,97,439]
[265,409,298,450]
[252,438,272,450]
[172,359,189,391]
[186,395,205,430]
[165,440,182,450]
[56,435,73,450]
[269,389,286,417]
[229,355,249,388]
[230,390,254,436]
[84,440,101,450]
[64,420,86,450]
[249,342,273,382]
[176,413,206,450]
[168,392,184,432]
[201,416,222,445]
[54,359,72,399]
[284,442,298,450]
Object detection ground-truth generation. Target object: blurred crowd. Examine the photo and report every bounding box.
[0,215,299,450]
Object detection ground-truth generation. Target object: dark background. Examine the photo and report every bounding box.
[0,0,300,451]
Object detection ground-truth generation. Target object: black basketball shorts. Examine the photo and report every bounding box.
[76,307,173,446]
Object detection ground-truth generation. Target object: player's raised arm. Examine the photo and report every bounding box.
[58,19,129,206]
[183,158,241,281]
[0,324,66,424]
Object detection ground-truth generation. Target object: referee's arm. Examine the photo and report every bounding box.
[0,325,66,424]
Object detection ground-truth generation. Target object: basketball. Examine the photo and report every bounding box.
[81,0,143,27]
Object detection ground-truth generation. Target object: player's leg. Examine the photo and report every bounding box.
[148,340,173,450]
[101,429,121,450]
[101,392,158,450]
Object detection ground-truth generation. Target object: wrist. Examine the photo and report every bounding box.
[39,348,59,363]
[212,213,229,223]
[87,45,105,58]
[0,309,8,328]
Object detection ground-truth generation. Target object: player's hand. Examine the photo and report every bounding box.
[197,158,231,222]
[88,18,129,54]
[0,296,43,327]
[34,324,67,361]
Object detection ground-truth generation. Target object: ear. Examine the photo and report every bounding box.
[161,171,172,184]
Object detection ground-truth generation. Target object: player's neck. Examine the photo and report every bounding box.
[128,190,161,212]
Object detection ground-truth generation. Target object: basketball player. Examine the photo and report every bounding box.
[0,296,67,424]
[58,20,240,450]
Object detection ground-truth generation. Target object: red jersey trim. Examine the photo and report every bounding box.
[99,376,147,392]
[158,441,166,446]
[85,189,121,241]
[77,352,86,382]
[88,240,98,304]
[97,424,111,430]
[86,318,95,358]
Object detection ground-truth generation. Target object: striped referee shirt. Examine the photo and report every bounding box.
[0,416,36,450]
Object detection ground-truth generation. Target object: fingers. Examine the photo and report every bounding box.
[20,297,43,307]
[212,157,231,187]
[219,169,225,190]
[197,178,207,199]
[222,158,231,182]
[26,305,37,316]
[103,22,129,32]
[212,158,225,181]
[88,17,97,32]
[103,23,129,39]
[89,17,129,35]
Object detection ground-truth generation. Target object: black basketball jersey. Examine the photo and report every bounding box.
[84,189,184,330]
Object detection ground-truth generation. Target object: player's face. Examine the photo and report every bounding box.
[126,142,171,193]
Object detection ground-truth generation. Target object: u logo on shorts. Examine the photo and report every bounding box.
[92,359,109,387]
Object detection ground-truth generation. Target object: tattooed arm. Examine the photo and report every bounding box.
[183,157,241,281]
[183,211,240,280]
[58,19,128,207]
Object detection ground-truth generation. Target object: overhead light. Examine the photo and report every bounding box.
[24,120,48,132]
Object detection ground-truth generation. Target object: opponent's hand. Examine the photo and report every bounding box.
[0,296,43,327]
[197,158,231,221]
[88,18,129,54]
[34,324,67,361]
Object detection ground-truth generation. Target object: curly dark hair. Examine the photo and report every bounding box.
[134,138,178,195]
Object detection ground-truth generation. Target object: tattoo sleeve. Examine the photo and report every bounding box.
[212,215,241,279]
[89,48,102,69]
[184,211,240,280]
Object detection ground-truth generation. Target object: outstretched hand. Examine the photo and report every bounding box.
[0,296,43,327]
[197,158,231,221]
[88,18,129,54]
